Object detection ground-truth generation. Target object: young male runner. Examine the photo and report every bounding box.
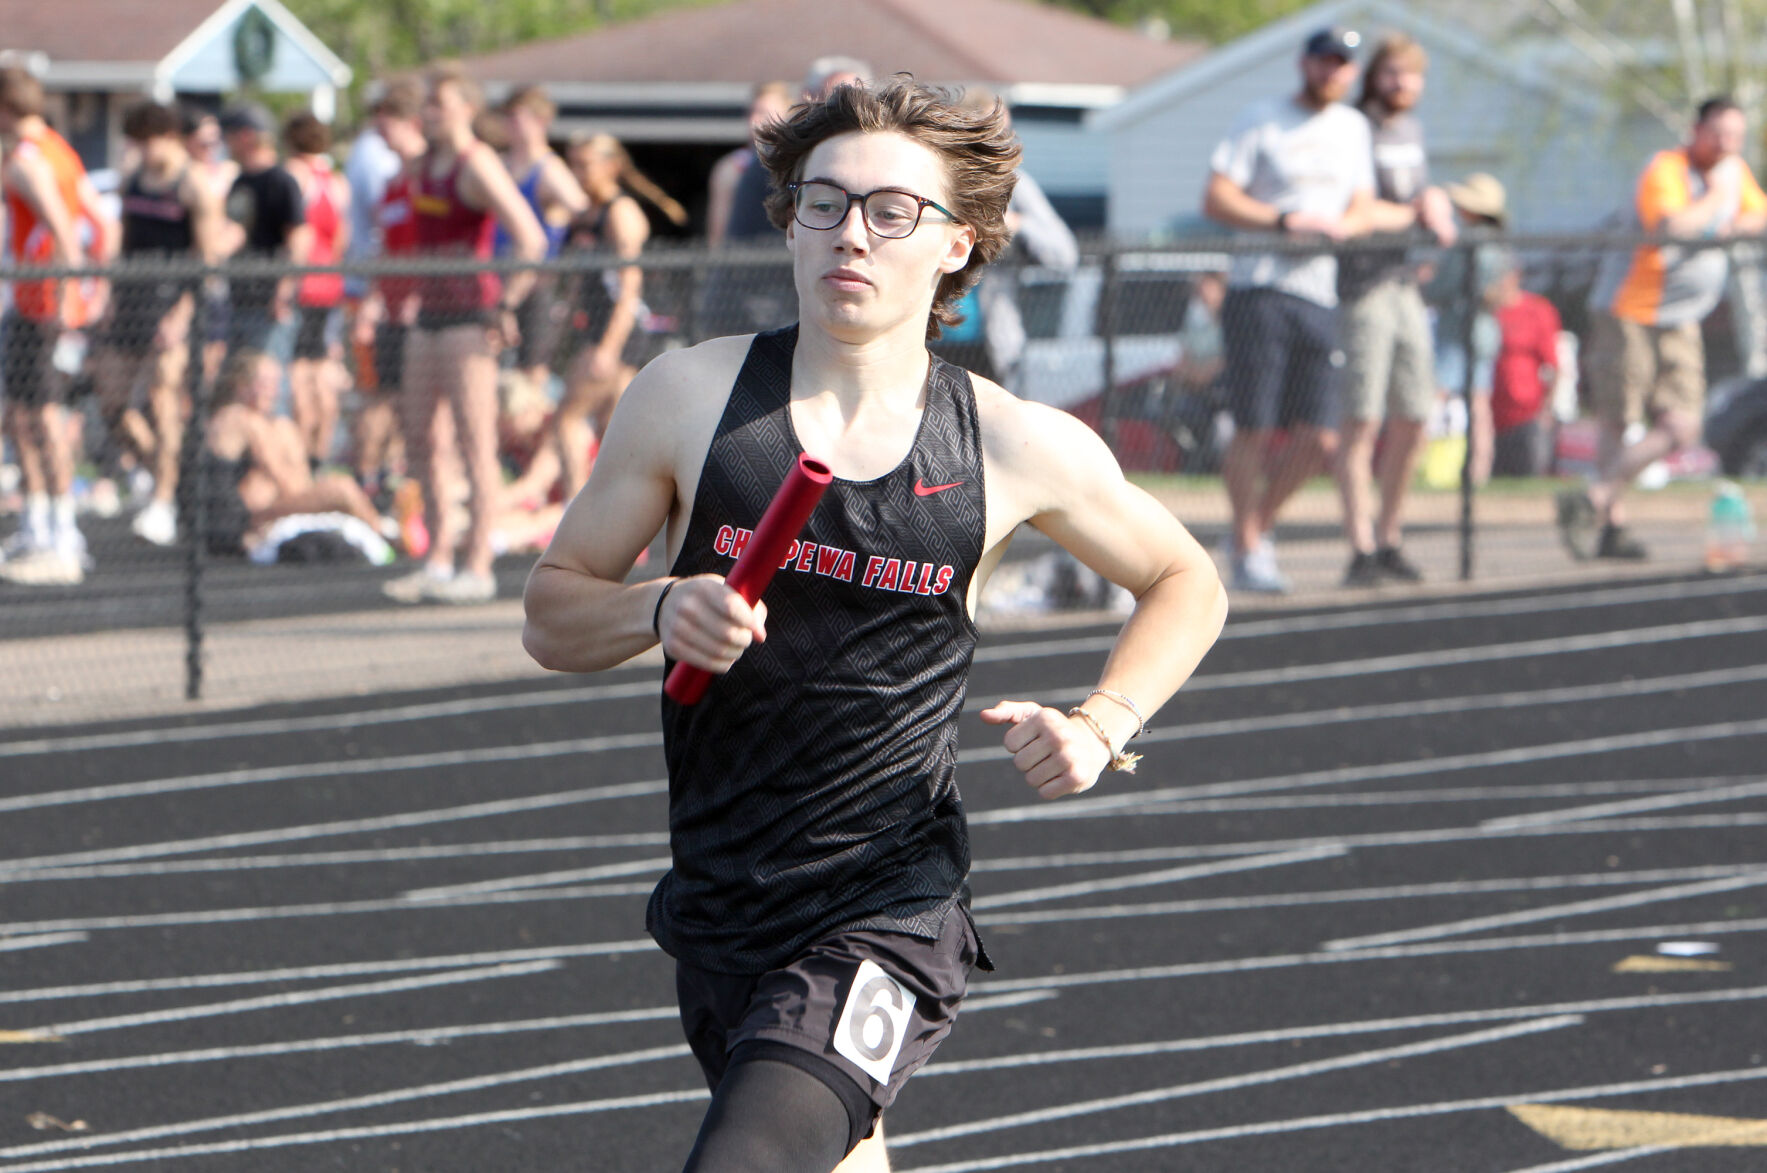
[524,81,1226,1173]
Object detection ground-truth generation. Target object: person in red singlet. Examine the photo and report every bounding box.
[282,111,352,467]
[383,62,546,605]
[0,66,116,585]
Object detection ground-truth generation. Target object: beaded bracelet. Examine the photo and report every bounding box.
[1087,688,1146,738]
[1068,706,1143,774]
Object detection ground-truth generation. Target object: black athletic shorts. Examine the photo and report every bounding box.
[1220,286,1344,431]
[292,306,338,361]
[1,314,62,407]
[511,278,564,371]
[675,907,980,1135]
[373,322,408,394]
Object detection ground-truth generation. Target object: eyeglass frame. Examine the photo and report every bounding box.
[785,179,960,239]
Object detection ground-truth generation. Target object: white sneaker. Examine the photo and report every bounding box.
[131,499,178,547]
[0,547,84,585]
[1231,537,1290,594]
[383,563,453,604]
[425,569,496,605]
[56,527,93,573]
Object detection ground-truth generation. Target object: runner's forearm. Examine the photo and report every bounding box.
[523,565,669,673]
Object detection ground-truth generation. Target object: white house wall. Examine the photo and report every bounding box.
[1013,118,1110,198]
[1104,4,1674,238]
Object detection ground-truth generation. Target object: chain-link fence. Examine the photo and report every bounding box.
[1,234,1762,726]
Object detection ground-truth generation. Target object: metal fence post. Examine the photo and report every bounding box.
[1097,244,1120,450]
[181,277,211,701]
[1457,239,1478,581]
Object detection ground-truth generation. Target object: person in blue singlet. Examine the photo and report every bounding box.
[523,80,1226,1173]
[495,85,587,400]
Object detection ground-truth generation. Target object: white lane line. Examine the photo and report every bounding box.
[0,680,660,759]
[922,985,1767,1078]
[977,915,1767,996]
[0,779,668,871]
[402,859,672,900]
[0,834,671,883]
[0,1090,713,1173]
[9,573,1760,760]
[0,1045,702,1161]
[974,848,1344,910]
[887,1016,1582,1148]
[1323,871,1767,952]
[0,781,1718,885]
[0,939,654,1006]
[968,718,1767,821]
[0,734,664,816]
[0,933,85,952]
[981,864,1767,926]
[42,962,560,1038]
[892,1065,1767,1173]
[1,1005,682,1081]
[0,879,661,937]
[1484,777,1767,829]
[980,816,1767,876]
[975,611,1767,677]
[1503,1151,1672,1173]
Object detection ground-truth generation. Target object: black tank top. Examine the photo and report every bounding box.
[650,325,987,974]
[120,167,194,256]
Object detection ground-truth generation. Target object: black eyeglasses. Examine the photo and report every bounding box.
[787,180,958,239]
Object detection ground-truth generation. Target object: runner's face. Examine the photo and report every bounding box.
[787,130,974,342]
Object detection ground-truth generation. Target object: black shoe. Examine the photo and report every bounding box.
[1375,545,1423,583]
[1596,524,1649,560]
[1556,489,1599,561]
[1344,550,1384,587]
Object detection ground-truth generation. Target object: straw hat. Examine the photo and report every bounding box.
[1445,172,1508,226]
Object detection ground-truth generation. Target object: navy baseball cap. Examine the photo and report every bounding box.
[1303,26,1362,60]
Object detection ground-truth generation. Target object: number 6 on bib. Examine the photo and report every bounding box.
[833,959,916,1085]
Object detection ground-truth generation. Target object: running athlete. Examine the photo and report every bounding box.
[89,101,225,550]
[496,86,587,399]
[283,111,352,467]
[556,132,686,498]
[523,81,1226,1173]
[382,63,546,605]
[0,66,113,584]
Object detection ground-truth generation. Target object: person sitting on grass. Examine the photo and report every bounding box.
[200,349,388,556]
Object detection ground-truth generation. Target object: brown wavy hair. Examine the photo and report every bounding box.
[757,77,1021,339]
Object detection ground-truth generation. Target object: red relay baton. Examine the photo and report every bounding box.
[663,453,834,705]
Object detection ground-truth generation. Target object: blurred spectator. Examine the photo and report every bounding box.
[182,105,240,387]
[200,348,386,556]
[182,107,239,210]
[346,78,425,495]
[557,133,686,499]
[283,111,352,467]
[704,57,871,336]
[938,88,1078,388]
[381,63,545,606]
[0,65,113,585]
[1202,26,1376,593]
[1442,173,1511,488]
[1562,96,1767,561]
[221,102,310,361]
[1490,263,1562,477]
[90,100,224,550]
[1334,34,1457,587]
[497,85,589,399]
[707,81,793,249]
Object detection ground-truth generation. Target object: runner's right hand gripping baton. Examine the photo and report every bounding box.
[663,454,834,706]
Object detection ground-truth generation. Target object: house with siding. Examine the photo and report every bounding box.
[1090,0,1669,238]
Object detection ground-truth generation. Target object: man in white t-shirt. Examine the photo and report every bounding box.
[1203,26,1377,592]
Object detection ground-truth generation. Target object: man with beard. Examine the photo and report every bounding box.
[1334,33,1458,586]
[1203,26,1377,593]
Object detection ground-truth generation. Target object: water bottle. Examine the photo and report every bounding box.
[1704,481,1756,573]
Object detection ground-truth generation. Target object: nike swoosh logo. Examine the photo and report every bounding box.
[913,479,965,497]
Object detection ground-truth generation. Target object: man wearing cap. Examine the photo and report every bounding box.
[1203,26,1377,593]
[1334,33,1458,587]
[222,103,311,365]
[1563,96,1767,561]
